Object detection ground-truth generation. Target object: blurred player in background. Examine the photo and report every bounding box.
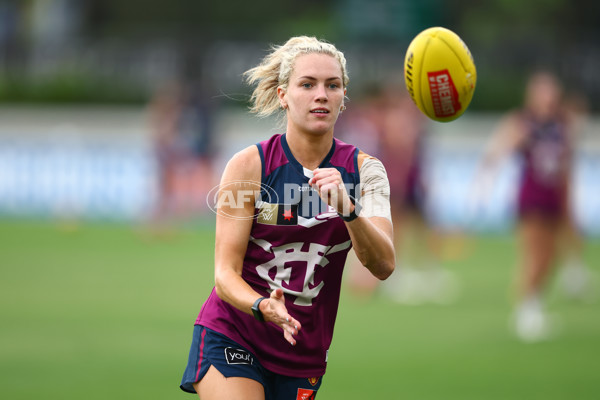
[478,71,590,341]
[149,80,184,229]
[180,36,395,399]
[148,79,217,231]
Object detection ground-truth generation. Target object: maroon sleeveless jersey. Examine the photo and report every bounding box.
[196,133,360,377]
[517,112,570,217]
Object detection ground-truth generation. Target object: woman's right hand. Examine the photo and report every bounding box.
[261,289,302,346]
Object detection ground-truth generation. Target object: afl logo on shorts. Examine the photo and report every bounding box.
[224,347,253,365]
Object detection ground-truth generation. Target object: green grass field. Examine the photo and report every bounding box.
[1,220,599,399]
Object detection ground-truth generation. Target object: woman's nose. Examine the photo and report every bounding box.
[315,84,328,101]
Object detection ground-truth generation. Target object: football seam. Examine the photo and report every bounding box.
[418,35,432,117]
[437,34,470,75]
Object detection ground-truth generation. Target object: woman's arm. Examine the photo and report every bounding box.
[309,160,395,280]
[469,112,528,208]
[481,112,527,170]
[213,146,301,345]
[344,215,395,280]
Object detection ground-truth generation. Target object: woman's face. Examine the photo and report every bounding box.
[279,53,346,136]
[525,73,562,119]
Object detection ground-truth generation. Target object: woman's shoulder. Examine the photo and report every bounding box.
[223,145,262,181]
[357,150,382,172]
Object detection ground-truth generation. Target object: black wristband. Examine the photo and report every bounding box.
[338,202,361,222]
[251,297,267,322]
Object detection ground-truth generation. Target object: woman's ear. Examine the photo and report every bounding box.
[277,86,287,109]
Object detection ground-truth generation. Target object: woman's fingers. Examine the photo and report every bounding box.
[278,312,301,335]
[267,289,301,345]
[310,170,342,189]
[271,288,284,300]
[309,169,352,213]
[282,316,301,346]
[284,330,297,346]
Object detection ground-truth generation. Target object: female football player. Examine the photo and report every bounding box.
[180,36,395,399]
[479,71,583,341]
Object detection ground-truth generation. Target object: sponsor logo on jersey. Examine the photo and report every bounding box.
[224,347,253,365]
[296,388,316,400]
[428,69,461,118]
[257,203,298,226]
[308,377,320,386]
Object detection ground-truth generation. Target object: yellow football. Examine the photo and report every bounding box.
[404,27,477,122]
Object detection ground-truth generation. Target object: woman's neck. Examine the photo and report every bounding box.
[285,129,334,170]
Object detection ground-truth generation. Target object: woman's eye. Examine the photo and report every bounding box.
[302,83,312,88]
[329,83,339,89]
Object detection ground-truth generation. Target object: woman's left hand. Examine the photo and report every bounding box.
[309,168,354,215]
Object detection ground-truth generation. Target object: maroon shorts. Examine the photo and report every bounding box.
[180,325,323,399]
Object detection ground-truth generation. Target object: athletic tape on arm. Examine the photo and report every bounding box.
[358,158,392,222]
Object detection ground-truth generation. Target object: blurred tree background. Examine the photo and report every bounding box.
[0,0,598,110]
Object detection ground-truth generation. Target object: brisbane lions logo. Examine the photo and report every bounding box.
[251,238,352,306]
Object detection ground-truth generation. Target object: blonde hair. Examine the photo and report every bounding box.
[244,36,349,118]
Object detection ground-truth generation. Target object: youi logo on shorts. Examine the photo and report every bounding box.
[224,347,254,365]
